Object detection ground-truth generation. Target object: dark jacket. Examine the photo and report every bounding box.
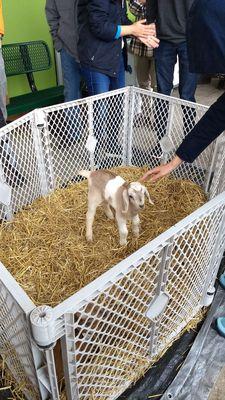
[176,0,225,163]
[45,0,79,61]
[146,0,195,44]
[187,0,225,74]
[77,0,131,77]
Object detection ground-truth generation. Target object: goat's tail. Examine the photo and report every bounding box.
[78,170,91,179]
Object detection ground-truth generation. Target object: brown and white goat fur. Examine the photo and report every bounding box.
[79,170,154,246]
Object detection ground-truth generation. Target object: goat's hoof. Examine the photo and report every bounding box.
[133,231,140,238]
[105,211,114,220]
[107,215,114,220]
[86,235,93,242]
[120,240,127,246]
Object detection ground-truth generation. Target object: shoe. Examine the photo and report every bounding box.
[4,163,26,188]
[1,140,26,188]
[131,145,162,167]
[215,317,225,338]
[94,142,122,169]
[219,273,225,290]
[150,143,163,158]
[104,141,122,156]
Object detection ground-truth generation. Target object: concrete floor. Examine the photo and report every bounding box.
[179,79,225,400]
[174,79,222,106]
[209,366,225,400]
[176,80,225,400]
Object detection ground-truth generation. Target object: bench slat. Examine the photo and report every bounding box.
[7,86,64,116]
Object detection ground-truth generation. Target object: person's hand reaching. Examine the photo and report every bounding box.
[140,156,183,183]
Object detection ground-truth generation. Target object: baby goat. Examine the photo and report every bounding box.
[79,170,154,246]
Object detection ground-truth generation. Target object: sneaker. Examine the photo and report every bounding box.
[131,145,162,166]
[104,142,123,158]
[4,162,26,188]
[219,273,225,290]
[216,317,225,338]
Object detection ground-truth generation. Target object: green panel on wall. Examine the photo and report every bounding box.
[3,0,57,98]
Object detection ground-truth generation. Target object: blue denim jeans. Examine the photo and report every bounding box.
[60,47,81,101]
[154,40,198,102]
[80,56,125,162]
[80,55,125,95]
[59,48,82,140]
[153,41,198,141]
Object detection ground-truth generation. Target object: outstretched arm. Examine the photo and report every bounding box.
[140,156,183,182]
[140,92,225,183]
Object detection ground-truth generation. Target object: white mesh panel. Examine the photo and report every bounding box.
[55,198,225,400]
[1,87,225,400]
[43,91,128,188]
[130,89,213,188]
[154,206,225,355]
[209,133,225,198]
[0,281,40,399]
[62,250,162,400]
[0,114,44,220]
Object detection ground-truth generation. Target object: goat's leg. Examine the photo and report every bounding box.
[132,214,140,238]
[104,202,114,220]
[86,193,102,242]
[116,213,128,246]
[86,205,97,242]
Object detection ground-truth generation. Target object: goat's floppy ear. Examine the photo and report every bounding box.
[143,187,154,205]
[122,188,130,213]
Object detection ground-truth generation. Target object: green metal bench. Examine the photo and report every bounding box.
[2,40,64,116]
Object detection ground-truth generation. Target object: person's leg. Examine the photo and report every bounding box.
[0,49,7,121]
[80,65,110,95]
[154,41,177,141]
[135,55,153,91]
[177,42,198,102]
[60,48,81,101]
[58,49,82,142]
[107,56,125,157]
[0,108,25,187]
[110,55,125,91]
[0,83,18,186]
[0,106,5,128]
[80,65,110,140]
[154,41,177,95]
[133,55,156,130]
[177,42,199,135]
[80,66,111,165]
[150,58,157,92]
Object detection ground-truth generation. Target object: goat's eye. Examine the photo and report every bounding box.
[129,194,134,200]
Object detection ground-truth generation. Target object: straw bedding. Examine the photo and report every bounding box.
[0,166,207,399]
[0,166,206,307]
